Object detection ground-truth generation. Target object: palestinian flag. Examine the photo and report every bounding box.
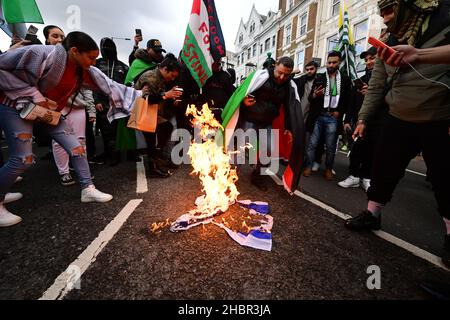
[338,0,358,80]
[219,70,306,195]
[1,0,44,24]
[181,0,226,88]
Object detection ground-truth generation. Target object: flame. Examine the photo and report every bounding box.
[150,218,171,234]
[185,104,240,217]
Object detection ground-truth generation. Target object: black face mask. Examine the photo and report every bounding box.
[103,47,116,60]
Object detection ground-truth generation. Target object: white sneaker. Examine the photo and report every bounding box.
[81,186,113,203]
[338,176,360,188]
[312,162,321,172]
[4,192,23,204]
[361,179,371,192]
[0,205,22,227]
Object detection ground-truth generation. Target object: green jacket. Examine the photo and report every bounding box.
[359,2,450,123]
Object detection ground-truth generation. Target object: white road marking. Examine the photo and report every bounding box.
[39,199,143,300]
[266,170,449,272]
[136,157,148,194]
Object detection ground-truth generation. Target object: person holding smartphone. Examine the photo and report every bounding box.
[303,51,352,181]
[345,0,450,270]
[338,47,384,192]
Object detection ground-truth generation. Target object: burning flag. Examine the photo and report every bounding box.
[181,0,226,88]
[166,104,273,251]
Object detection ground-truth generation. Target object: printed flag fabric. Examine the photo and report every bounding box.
[1,0,44,24]
[181,0,226,88]
[338,0,358,80]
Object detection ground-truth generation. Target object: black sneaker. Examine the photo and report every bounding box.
[345,210,381,231]
[61,173,76,186]
[89,155,105,165]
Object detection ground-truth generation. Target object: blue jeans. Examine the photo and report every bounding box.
[0,104,92,202]
[306,114,339,170]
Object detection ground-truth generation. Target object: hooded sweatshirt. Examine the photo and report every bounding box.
[94,38,129,107]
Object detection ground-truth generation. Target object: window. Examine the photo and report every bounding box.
[327,34,339,53]
[297,50,305,72]
[331,0,340,17]
[239,34,243,44]
[299,13,308,37]
[260,44,263,54]
[272,36,276,48]
[285,24,292,46]
[253,44,257,57]
[247,48,251,60]
[354,19,369,57]
[250,22,256,33]
[287,0,294,11]
[265,38,271,51]
[241,53,245,64]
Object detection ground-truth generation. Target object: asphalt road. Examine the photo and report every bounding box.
[0,142,449,300]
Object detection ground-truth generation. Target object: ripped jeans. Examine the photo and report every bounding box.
[0,104,92,203]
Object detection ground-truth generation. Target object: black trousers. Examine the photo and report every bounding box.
[142,121,174,161]
[85,112,96,158]
[368,115,450,219]
[349,125,381,179]
[96,108,118,158]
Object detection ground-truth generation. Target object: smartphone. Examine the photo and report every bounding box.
[27,25,38,35]
[353,78,366,90]
[314,80,324,89]
[135,29,142,37]
[368,36,395,60]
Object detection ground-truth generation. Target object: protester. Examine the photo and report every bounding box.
[93,38,129,166]
[223,56,305,192]
[36,26,67,160]
[134,53,183,178]
[345,0,450,268]
[201,60,236,122]
[43,25,65,45]
[338,47,386,192]
[0,31,142,227]
[303,51,351,181]
[294,61,319,127]
[125,39,166,85]
[53,88,97,186]
[116,39,167,158]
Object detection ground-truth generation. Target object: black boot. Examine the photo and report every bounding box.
[148,160,172,179]
[345,210,381,231]
[251,170,268,192]
[109,151,121,167]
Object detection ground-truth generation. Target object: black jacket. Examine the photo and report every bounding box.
[241,69,290,127]
[345,70,372,126]
[201,70,235,110]
[95,38,129,106]
[306,72,351,132]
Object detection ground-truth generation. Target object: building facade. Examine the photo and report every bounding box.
[234,0,384,76]
[234,4,278,84]
[313,0,384,71]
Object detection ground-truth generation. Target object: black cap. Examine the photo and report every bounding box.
[147,39,166,53]
[360,46,377,59]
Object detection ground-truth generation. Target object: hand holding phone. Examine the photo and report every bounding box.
[353,78,366,90]
[368,37,395,60]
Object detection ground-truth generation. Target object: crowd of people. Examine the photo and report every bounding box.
[0,0,449,271]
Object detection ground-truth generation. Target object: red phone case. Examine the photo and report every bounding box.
[368,37,395,56]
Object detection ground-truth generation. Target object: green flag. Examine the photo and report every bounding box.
[2,0,44,24]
